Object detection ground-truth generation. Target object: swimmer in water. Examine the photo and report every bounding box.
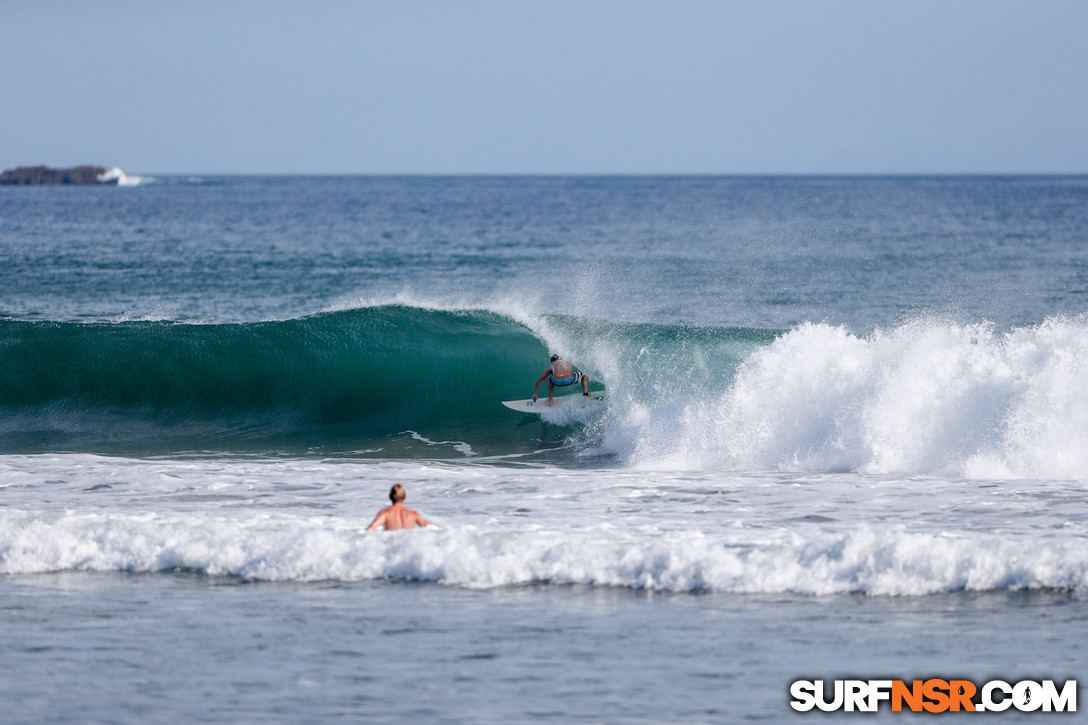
[366,484,440,530]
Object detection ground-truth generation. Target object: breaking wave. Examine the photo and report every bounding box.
[96,167,150,186]
[4,304,1088,478]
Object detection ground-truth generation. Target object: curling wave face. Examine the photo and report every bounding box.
[0,304,767,458]
[0,306,544,455]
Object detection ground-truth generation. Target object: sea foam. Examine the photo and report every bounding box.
[1,510,1085,595]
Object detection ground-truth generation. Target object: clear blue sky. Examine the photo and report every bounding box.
[3,0,1087,174]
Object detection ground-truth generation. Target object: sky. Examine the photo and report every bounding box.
[3,0,1087,175]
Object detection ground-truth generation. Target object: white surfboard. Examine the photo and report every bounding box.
[501,395,600,414]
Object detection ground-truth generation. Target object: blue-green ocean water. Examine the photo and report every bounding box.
[1,176,1086,722]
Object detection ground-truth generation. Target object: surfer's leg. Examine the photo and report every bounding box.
[547,379,555,403]
[578,372,600,399]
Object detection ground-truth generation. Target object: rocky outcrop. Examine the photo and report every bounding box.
[0,165,118,185]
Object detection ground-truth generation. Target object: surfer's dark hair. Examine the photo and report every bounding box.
[550,354,560,362]
[390,484,406,503]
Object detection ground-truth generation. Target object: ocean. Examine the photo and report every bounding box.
[1,175,1085,722]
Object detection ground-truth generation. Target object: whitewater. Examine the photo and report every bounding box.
[1,175,1086,722]
[3,453,1087,597]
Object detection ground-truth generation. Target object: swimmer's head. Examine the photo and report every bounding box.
[389,484,406,503]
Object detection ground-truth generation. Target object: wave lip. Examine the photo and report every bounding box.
[2,512,1085,596]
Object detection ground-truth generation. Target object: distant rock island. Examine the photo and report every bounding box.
[0,165,120,185]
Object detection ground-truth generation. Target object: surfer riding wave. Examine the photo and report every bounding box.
[532,354,601,405]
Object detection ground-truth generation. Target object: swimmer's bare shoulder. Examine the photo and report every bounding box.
[366,485,441,530]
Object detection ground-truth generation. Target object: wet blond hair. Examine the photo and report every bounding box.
[389,484,406,503]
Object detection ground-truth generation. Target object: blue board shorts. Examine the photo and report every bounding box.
[550,372,582,387]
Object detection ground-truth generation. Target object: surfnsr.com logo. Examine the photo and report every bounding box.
[790,679,1077,713]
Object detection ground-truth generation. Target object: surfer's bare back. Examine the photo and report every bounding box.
[532,354,600,404]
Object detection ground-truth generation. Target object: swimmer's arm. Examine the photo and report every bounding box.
[365,511,387,531]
